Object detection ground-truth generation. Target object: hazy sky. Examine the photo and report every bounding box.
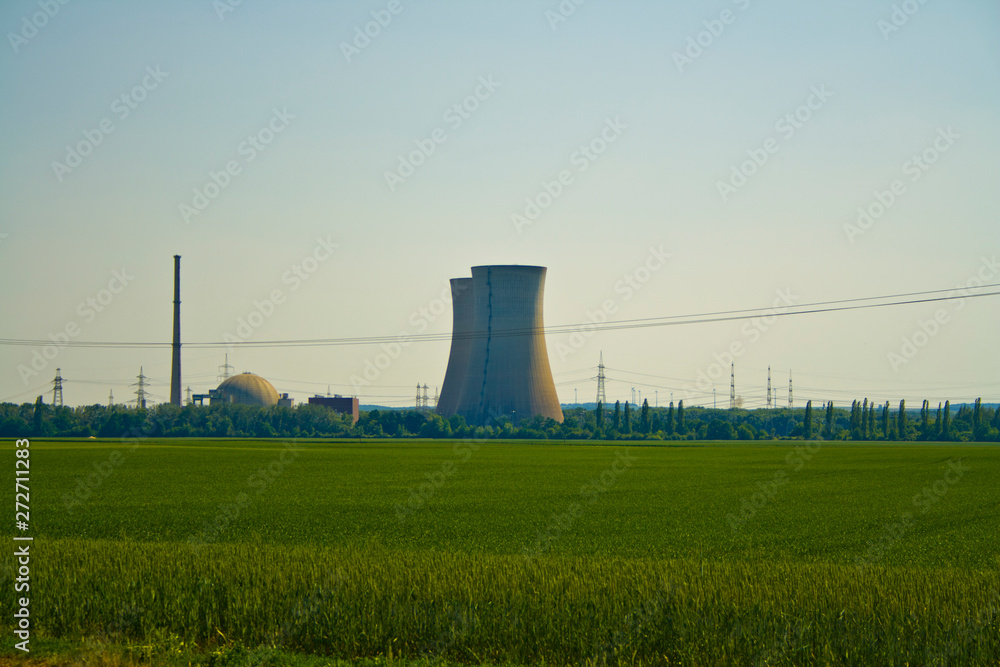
[2,0,998,409]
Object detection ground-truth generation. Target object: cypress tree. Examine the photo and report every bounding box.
[867,403,875,439]
[935,402,943,439]
[920,400,930,440]
[973,397,982,441]
[613,401,621,431]
[666,401,675,434]
[897,400,906,441]
[677,400,686,434]
[596,401,604,429]
[863,398,870,439]
[624,401,632,434]
[641,399,650,434]
[881,402,890,440]
[32,396,45,436]
[942,401,951,441]
[825,400,834,439]
[804,400,813,439]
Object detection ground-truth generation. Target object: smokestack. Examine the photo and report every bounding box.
[170,255,181,406]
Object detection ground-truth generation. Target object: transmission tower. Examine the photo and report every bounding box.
[729,363,736,410]
[132,367,149,409]
[432,386,438,409]
[766,366,772,409]
[108,389,114,408]
[788,370,793,408]
[185,386,192,406]
[218,354,234,383]
[596,351,607,405]
[415,384,422,410]
[52,368,64,407]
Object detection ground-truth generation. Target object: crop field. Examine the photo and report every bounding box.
[4,438,999,666]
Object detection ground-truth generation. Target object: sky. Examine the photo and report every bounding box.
[1,0,998,410]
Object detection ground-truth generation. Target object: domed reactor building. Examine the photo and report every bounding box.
[437,265,563,426]
[211,372,280,407]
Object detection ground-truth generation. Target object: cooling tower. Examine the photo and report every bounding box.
[446,265,563,426]
[170,254,182,406]
[435,278,474,418]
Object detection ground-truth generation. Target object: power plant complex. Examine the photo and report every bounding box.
[163,258,559,425]
[436,265,563,426]
[166,256,359,423]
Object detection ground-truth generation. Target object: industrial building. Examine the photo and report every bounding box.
[437,265,563,426]
[206,372,281,407]
[308,395,360,423]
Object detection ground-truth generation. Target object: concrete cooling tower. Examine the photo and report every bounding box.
[437,265,563,426]
[435,278,474,417]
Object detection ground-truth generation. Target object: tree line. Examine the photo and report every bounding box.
[2,397,998,442]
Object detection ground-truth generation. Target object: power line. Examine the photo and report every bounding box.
[1,284,998,350]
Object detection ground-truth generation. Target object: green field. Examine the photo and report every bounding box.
[5,438,999,665]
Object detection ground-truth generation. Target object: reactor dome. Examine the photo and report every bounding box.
[214,372,280,407]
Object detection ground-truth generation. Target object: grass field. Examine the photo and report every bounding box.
[4,438,999,665]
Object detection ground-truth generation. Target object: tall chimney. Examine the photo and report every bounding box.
[170,255,182,406]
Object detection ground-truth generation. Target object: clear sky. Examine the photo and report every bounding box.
[1,0,998,409]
